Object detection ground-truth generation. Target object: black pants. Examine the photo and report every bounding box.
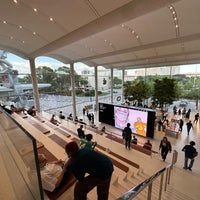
[125,138,131,149]
[74,175,112,200]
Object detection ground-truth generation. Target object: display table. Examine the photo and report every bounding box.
[165,128,179,139]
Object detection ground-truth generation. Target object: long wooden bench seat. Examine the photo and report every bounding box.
[72,137,132,173]
[48,134,67,148]
[37,147,76,200]
[106,134,158,156]
[45,122,71,138]
[25,117,50,134]
[86,126,104,135]
[48,135,130,173]
[17,112,28,118]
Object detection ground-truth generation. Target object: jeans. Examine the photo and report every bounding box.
[74,175,112,200]
[184,156,194,169]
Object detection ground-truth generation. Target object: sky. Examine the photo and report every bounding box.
[6,53,93,75]
[5,52,200,75]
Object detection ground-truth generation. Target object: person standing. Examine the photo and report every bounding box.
[179,118,184,132]
[193,113,199,124]
[182,141,198,171]
[77,125,85,138]
[159,136,172,161]
[186,120,193,135]
[60,141,114,200]
[123,123,132,150]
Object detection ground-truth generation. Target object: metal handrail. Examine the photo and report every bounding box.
[117,150,178,200]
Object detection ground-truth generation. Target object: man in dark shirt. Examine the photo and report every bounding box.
[123,123,132,150]
[77,125,85,138]
[64,141,114,200]
[182,141,198,171]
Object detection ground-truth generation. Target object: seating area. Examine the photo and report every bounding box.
[6,108,199,200]
[8,110,153,199]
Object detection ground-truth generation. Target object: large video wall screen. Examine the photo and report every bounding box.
[99,103,155,138]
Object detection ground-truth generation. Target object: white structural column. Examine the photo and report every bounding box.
[122,69,125,103]
[170,66,172,77]
[145,68,147,82]
[110,68,113,104]
[29,58,40,112]
[94,66,98,112]
[70,63,76,121]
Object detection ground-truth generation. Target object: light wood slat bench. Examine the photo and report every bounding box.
[37,147,76,200]
[49,135,130,173]
[106,134,158,156]
[71,137,130,173]
[86,126,104,135]
[95,143,140,169]
[60,125,77,137]
[25,117,50,134]
[48,134,67,148]
[95,149,129,173]
[45,122,71,138]
[17,112,28,118]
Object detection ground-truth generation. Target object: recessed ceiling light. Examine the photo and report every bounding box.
[49,17,53,21]
[33,8,38,12]
[3,21,7,24]
[22,41,25,43]
[175,25,179,28]
[33,32,36,35]
[13,0,18,4]
[10,36,13,40]
[19,25,22,29]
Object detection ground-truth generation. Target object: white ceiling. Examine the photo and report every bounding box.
[0,0,200,70]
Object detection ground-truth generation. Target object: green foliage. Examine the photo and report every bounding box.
[124,80,150,104]
[113,77,122,85]
[152,77,178,108]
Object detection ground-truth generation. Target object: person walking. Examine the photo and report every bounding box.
[179,118,184,132]
[186,120,193,135]
[182,141,198,171]
[159,136,172,161]
[193,113,199,124]
[122,123,132,150]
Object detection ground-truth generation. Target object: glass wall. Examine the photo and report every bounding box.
[0,108,44,200]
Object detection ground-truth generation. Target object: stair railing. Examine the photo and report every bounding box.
[117,149,178,200]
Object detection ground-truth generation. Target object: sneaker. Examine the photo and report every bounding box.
[183,167,187,170]
[188,168,192,171]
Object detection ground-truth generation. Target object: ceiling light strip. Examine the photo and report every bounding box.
[121,24,142,45]
[11,0,67,33]
[0,20,48,43]
[168,5,180,38]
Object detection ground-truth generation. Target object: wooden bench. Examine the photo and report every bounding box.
[106,134,158,156]
[25,117,50,134]
[45,122,71,138]
[48,134,68,148]
[17,112,28,118]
